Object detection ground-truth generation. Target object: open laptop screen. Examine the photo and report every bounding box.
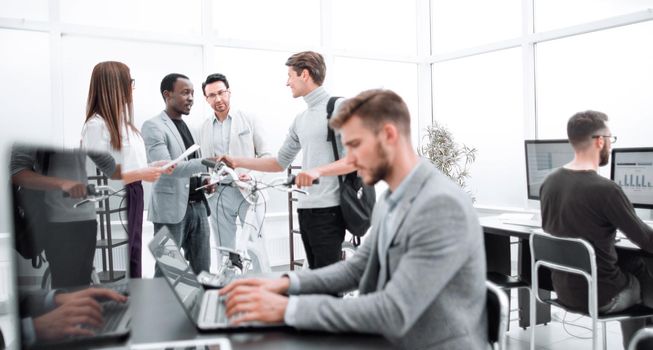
[149,228,204,324]
[9,143,129,348]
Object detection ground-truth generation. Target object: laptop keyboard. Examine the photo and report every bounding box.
[204,293,228,324]
[79,300,129,334]
[99,281,129,296]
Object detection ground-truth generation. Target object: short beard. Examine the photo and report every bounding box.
[365,143,390,186]
[599,142,609,167]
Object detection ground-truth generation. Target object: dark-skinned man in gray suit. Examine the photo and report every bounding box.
[220,89,488,350]
[142,73,215,276]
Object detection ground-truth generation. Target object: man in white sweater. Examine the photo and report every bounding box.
[221,51,356,269]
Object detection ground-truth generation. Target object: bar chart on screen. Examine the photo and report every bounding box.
[612,153,653,207]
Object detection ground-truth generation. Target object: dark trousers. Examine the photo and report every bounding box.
[615,251,653,348]
[126,181,144,278]
[154,202,210,277]
[44,220,97,289]
[297,206,346,269]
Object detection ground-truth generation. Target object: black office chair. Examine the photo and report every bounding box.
[529,231,653,350]
[628,327,653,350]
[486,280,509,350]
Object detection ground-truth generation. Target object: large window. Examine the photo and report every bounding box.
[535,0,653,32]
[431,0,653,209]
[212,0,320,46]
[0,29,51,144]
[331,57,419,146]
[433,48,524,208]
[0,0,49,21]
[431,0,521,54]
[61,36,205,147]
[536,21,653,146]
[60,0,202,34]
[331,0,418,55]
[2,0,653,215]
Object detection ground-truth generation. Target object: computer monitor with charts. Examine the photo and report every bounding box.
[525,140,575,200]
[610,147,653,209]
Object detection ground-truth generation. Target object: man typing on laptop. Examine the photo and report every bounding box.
[20,287,127,346]
[218,89,488,349]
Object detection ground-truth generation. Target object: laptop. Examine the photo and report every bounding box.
[148,227,284,331]
[9,144,131,349]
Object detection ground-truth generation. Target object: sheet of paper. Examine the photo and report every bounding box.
[161,144,200,170]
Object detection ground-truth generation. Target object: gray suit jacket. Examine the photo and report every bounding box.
[141,111,207,224]
[292,159,488,350]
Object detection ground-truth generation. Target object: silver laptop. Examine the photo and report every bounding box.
[148,227,282,331]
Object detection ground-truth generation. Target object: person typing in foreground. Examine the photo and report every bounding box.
[220,89,489,350]
[20,288,127,345]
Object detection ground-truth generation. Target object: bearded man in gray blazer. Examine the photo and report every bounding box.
[220,89,488,350]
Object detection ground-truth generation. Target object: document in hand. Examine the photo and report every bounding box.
[161,144,200,170]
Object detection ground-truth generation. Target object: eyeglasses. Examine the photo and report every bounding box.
[206,90,230,101]
[130,79,136,88]
[592,135,617,144]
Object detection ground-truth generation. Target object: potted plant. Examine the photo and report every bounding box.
[418,121,477,199]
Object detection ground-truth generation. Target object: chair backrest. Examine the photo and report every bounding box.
[530,231,595,275]
[486,280,509,350]
[530,231,599,315]
[628,327,653,350]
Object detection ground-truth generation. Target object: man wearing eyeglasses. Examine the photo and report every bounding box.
[196,73,272,269]
[540,110,653,348]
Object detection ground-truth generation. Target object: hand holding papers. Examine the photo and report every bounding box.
[161,144,200,170]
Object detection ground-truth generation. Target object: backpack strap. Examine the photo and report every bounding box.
[326,96,344,185]
[35,150,52,176]
[32,150,51,268]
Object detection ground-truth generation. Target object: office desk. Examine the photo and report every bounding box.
[482,215,653,329]
[481,216,550,329]
[128,278,396,350]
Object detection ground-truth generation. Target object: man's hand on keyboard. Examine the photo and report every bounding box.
[32,287,129,340]
[55,287,127,305]
[219,277,290,295]
[222,284,288,325]
[33,294,104,340]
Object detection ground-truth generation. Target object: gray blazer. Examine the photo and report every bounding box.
[141,111,207,224]
[292,159,488,350]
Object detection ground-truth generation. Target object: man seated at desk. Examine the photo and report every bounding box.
[220,89,489,350]
[540,110,653,348]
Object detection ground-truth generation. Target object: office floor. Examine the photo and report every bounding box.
[502,288,625,350]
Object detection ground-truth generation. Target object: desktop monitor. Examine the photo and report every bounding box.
[610,147,653,209]
[524,139,575,200]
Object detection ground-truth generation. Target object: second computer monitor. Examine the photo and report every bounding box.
[525,139,575,200]
[610,147,653,209]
